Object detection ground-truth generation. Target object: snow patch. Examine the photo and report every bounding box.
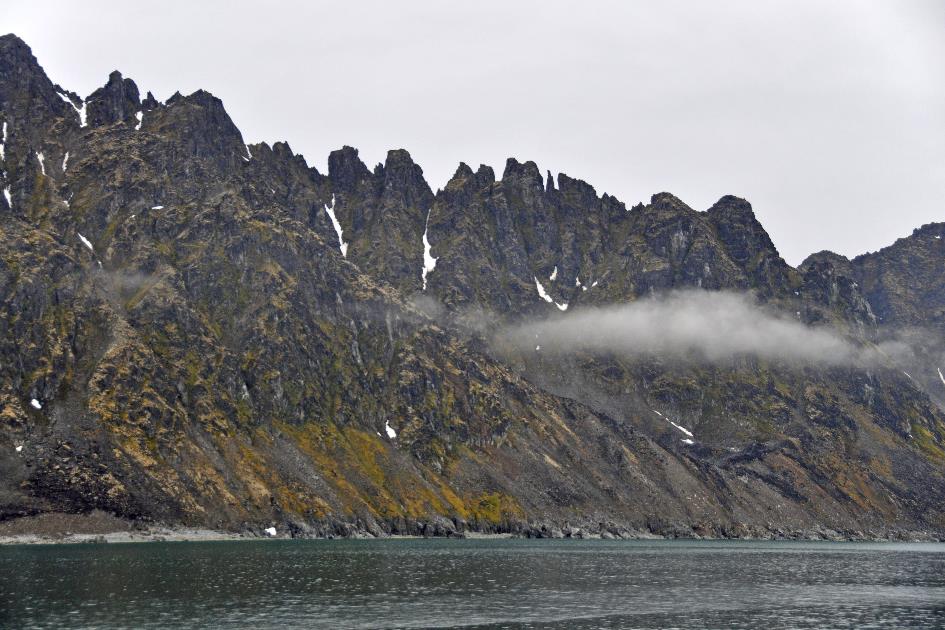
[938,368,945,387]
[242,144,252,162]
[591,280,598,288]
[534,277,569,311]
[681,438,695,445]
[535,345,541,351]
[535,277,554,303]
[903,371,913,381]
[151,205,164,210]
[58,92,88,128]
[0,121,5,160]
[668,420,694,437]
[62,152,69,172]
[15,445,22,453]
[421,209,437,291]
[30,398,42,410]
[3,187,10,209]
[77,233,94,252]
[575,276,581,287]
[264,526,276,537]
[36,152,45,175]
[134,111,143,130]
[324,195,348,257]
[385,420,397,439]
[653,410,693,437]
[549,266,558,281]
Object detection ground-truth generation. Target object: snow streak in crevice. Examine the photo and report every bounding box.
[421,209,437,291]
[324,195,348,258]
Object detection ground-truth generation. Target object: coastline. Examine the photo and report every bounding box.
[1,511,943,546]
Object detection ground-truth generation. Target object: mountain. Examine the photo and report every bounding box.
[2,34,944,540]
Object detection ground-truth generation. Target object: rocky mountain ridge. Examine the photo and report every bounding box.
[2,34,945,540]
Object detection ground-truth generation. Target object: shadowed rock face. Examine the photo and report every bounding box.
[2,33,945,539]
[86,71,140,128]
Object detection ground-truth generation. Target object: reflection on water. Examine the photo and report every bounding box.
[1,539,944,628]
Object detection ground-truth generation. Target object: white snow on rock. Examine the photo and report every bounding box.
[62,152,69,172]
[15,445,23,453]
[534,277,569,311]
[264,526,276,537]
[3,187,10,208]
[0,121,6,160]
[535,345,541,351]
[903,371,913,381]
[77,232,94,252]
[681,438,695,445]
[535,277,554,303]
[549,266,558,281]
[36,152,45,175]
[30,398,42,409]
[575,276,581,287]
[668,420,694,437]
[421,209,437,290]
[135,111,143,130]
[243,144,252,162]
[938,368,945,386]
[653,410,693,437]
[591,280,598,287]
[324,195,348,258]
[151,205,164,210]
[385,420,397,439]
[58,92,88,128]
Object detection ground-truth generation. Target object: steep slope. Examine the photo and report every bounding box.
[2,34,945,539]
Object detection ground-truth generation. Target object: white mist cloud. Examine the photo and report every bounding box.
[499,290,878,366]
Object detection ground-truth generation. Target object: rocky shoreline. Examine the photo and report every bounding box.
[2,511,942,545]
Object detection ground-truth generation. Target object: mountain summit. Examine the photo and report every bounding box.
[2,34,944,540]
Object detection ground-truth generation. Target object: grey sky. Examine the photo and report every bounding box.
[4,0,943,265]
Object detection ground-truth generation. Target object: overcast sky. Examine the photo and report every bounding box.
[4,0,943,264]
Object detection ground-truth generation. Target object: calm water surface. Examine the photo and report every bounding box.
[1,539,944,628]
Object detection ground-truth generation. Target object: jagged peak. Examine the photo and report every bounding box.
[445,162,495,194]
[0,32,35,60]
[799,250,854,276]
[452,162,474,180]
[850,221,945,265]
[557,173,597,200]
[86,69,140,126]
[168,88,222,108]
[502,158,542,185]
[545,170,555,193]
[707,194,754,217]
[380,148,432,200]
[1,34,79,126]
[649,192,692,211]
[384,148,417,169]
[475,164,495,183]
[328,145,371,191]
[272,140,294,158]
[141,91,159,110]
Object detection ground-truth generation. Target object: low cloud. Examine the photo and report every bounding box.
[497,290,899,367]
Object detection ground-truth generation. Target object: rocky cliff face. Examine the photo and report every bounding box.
[2,34,944,539]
